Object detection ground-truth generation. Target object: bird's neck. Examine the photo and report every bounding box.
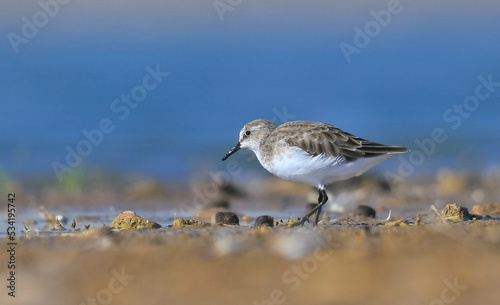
[254,133,274,166]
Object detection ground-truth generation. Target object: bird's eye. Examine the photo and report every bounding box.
[245,130,251,136]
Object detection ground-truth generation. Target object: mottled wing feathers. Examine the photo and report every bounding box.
[281,121,408,161]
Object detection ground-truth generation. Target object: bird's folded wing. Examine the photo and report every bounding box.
[283,122,408,161]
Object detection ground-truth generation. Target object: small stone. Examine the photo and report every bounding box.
[254,215,274,228]
[53,219,66,231]
[241,215,253,225]
[442,203,470,220]
[110,211,162,229]
[353,205,376,218]
[471,203,500,216]
[285,217,299,226]
[274,219,285,226]
[172,218,211,228]
[26,229,40,237]
[215,211,239,225]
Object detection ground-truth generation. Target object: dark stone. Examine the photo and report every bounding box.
[353,205,376,218]
[254,215,274,228]
[110,211,162,229]
[215,211,239,225]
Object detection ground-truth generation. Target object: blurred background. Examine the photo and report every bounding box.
[1,0,499,205]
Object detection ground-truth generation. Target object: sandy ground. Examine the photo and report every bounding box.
[2,172,500,305]
[7,218,500,305]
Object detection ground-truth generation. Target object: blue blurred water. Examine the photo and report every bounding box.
[1,1,499,181]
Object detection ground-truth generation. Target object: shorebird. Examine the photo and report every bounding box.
[222,119,408,226]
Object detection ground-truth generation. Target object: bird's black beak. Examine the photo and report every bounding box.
[222,142,241,161]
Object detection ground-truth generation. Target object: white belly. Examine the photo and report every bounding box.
[258,146,395,188]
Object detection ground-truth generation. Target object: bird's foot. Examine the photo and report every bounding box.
[290,214,319,227]
[290,216,309,227]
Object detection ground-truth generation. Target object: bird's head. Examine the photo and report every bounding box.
[222,119,277,161]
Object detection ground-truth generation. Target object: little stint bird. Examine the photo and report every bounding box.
[222,119,408,226]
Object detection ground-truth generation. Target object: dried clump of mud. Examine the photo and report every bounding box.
[110,211,162,229]
[172,218,211,228]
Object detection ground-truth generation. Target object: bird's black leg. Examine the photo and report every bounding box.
[313,191,324,225]
[292,188,328,227]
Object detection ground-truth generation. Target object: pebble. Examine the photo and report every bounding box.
[215,211,239,225]
[254,215,274,228]
[110,211,162,229]
[353,205,376,218]
[471,203,500,217]
[441,203,470,220]
[53,219,66,231]
[172,218,211,228]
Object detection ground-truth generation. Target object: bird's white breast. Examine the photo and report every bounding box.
[256,145,395,188]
